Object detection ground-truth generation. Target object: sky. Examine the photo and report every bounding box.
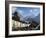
[12,7,40,18]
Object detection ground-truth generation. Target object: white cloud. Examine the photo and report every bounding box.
[17,10,24,16]
[30,9,33,13]
[33,9,40,16]
[18,10,22,13]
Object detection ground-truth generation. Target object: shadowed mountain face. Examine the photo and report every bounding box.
[32,14,40,24]
[12,11,20,21]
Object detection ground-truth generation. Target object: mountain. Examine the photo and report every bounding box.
[12,11,40,24]
[17,12,40,24]
[32,14,40,24]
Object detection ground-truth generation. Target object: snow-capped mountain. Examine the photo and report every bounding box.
[12,11,40,24]
[24,14,40,24]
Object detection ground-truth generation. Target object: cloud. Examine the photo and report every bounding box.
[18,10,22,13]
[17,9,24,16]
[33,9,40,16]
[29,9,40,18]
[12,7,17,13]
[30,9,33,13]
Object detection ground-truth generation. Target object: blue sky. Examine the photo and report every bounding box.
[12,7,40,18]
